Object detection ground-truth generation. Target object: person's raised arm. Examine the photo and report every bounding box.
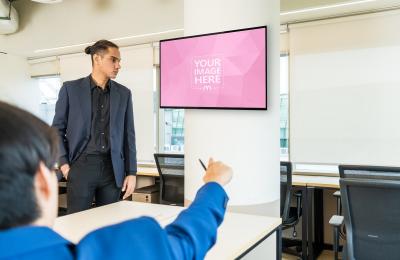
[165,158,233,259]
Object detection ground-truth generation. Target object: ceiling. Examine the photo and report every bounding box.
[282,0,371,11]
[1,0,400,58]
[280,0,400,23]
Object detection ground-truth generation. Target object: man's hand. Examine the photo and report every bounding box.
[203,158,233,186]
[122,175,136,199]
[60,164,70,180]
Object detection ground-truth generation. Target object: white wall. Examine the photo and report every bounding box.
[183,4,280,259]
[0,54,40,115]
[116,45,156,162]
[184,0,281,214]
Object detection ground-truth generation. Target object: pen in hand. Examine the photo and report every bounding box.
[199,159,207,171]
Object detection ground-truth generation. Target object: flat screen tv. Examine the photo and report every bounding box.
[160,26,267,110]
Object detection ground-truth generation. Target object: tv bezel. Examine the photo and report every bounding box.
[159,25,267,110]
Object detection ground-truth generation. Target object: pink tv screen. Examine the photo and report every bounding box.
[160,26,267,110]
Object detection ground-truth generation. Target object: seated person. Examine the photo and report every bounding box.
[0,101,233,260]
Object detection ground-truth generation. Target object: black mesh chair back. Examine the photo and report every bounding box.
[280,161,292,221]
[154,153,184,206]
[280,161,303,256]
[340,178,400,260]
[339,165,400,181]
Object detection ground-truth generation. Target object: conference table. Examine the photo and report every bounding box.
[54,201,282,259]
[292,174,340,260]
[135,168,341,259]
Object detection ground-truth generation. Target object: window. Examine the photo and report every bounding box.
[37,76,62,125]
[160,109,185,152]
[155,65,185,153]
[156,56,289,155]
[280,55,289,160]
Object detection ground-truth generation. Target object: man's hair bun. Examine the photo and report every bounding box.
[84,46,92,55]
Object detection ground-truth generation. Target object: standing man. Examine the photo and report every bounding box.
[53,40,137,214]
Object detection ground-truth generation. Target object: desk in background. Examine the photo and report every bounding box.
[293,175,339,189]
[135,166,159,190]
[292,174,339,260]
[137,166,159,177]
[54,201,282,259]
[139,167,336,187]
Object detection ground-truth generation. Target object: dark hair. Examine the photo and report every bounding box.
[84,39,119,64]
[0,101,59,230]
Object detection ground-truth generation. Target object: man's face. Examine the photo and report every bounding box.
[96,47,121,79]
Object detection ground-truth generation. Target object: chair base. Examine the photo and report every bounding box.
[283,238,303,258]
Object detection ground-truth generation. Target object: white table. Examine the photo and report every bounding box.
[54,201,281,259]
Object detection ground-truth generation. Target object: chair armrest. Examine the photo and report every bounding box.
[333,191,342,215]
[330,215,344,260]
[329,215,344,227]
[294,191,302,197]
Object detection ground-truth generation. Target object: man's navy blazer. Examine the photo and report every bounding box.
[52,75,137,187]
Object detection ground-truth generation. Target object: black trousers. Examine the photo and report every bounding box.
[67,154,120,214]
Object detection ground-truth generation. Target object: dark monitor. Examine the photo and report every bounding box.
[154,153,184,206]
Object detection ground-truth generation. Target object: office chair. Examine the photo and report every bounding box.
[331,178,400,260]
[333,164,400,214]
[333,165,400,217]
[154,153,184,206]
[334,164,400,218]
[330,165,400,260]
[280,161,303,256]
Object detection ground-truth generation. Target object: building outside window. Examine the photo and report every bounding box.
[162,109,184,152]
[280,55,289,160]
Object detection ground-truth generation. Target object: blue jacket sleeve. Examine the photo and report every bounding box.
[52,84,70,166]
[75,182,228,260]
[124,90,137,175]
[165,182,229,260]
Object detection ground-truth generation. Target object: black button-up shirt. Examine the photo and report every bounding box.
[84,76,111,155]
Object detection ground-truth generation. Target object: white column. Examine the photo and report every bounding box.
[184,0,281,217]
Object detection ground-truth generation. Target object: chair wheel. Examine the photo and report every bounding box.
[293,230,297,237]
